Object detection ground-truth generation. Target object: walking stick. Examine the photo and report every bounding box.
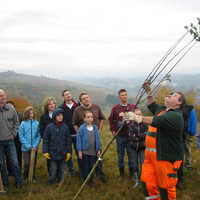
[72,125,124,200]
[28,150,36,183]
[0,169,6,194]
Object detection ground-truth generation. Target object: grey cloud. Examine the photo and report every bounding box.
[0,10,48,33]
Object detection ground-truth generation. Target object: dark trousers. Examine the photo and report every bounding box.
[67,136,82,176]
[82,154,96,182]
[48,159,67,184]
[0,140,22,186]
[95,156,105,178]
[132,149,145,176]
[23,151,38,180]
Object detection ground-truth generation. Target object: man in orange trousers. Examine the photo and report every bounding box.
[140,87,185,200]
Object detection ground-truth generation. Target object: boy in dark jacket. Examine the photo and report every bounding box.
[43,108,72,185]
[129,109,148,186]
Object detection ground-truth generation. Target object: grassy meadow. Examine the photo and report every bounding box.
[1,122,200,200]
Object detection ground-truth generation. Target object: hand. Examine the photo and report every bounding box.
[112,131,116,136]
[189,136,193,142]
[65,153,71,162]
[11,135,15,140]
[142,81,152,95]
[78,151,83,160]
[43,153,51,160]
[32,148,37,151]
[97,151,101,158]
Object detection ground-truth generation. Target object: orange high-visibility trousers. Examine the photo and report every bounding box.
[141,149,160,200]
[156,160,182,200]
[141,154,182,200]
[141,111,165,200]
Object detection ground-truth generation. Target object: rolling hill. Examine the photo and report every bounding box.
[0,71,113,106]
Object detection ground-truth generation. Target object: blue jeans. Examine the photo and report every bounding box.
[48,159,67,184]
[0,140,22,186]
[67,136,82,176]
[81,154,96,182]
[116,136,135,169]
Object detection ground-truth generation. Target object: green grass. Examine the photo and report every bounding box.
[1,123,200,200]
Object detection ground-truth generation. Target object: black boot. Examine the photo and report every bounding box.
[119,167,124,181]
[129,168,135,180]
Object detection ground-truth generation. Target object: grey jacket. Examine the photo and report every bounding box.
[0,104,19,141]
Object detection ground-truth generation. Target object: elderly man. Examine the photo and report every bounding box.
[0,89,23,190]
[140,87,185,200]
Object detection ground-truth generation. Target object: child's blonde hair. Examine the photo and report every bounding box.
[23,106,36,120]
[134,109,142,115]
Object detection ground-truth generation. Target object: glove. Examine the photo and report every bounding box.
[142,81,152,95]
[65,153,71,162]
[43,153,51,160]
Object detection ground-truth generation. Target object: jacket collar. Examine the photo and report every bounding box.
[63,99,77,109]
[0,104,10,112]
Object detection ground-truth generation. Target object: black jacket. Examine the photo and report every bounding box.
[128,121,148,151]
[39,112,54,138]
[59,101,78,135]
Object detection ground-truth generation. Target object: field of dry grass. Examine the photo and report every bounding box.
[1,123,200,200]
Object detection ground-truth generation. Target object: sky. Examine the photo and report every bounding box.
[0,0,199,79]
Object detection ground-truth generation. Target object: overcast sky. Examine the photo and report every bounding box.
[0,0,199,79]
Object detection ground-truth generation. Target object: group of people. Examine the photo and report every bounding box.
[0,85,199,200]
[0,89,107,189]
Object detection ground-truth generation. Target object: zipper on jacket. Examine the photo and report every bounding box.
[31,120,32,148]
[137,124,140,151]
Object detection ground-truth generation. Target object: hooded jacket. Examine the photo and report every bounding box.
[18,119,41,152]
[43,108,72,160]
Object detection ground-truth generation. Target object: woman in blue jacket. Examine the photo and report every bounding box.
[19,106,41,182]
